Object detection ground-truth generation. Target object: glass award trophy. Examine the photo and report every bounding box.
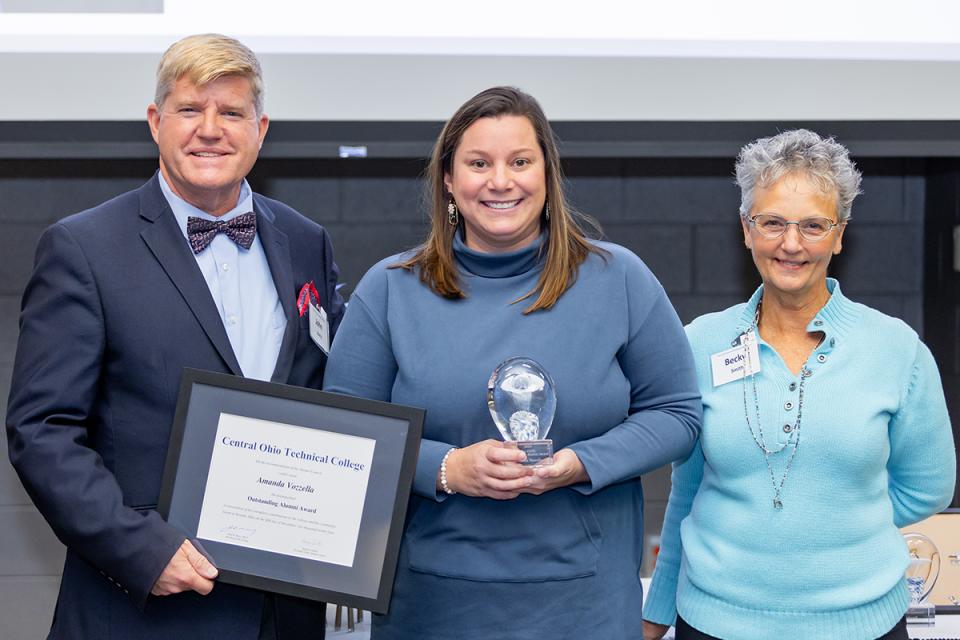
[904,532,940,626]
[487,357,557,466]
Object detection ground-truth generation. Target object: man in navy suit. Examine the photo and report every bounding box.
[6,34,343,639]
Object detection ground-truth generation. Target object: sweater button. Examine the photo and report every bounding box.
[783,424,792,433]
[788,382,797,392]
[817,354,827,363]
[814,320,824,327]
[784,401,794,411]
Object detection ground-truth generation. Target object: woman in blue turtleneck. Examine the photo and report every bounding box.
[323,86,701,639]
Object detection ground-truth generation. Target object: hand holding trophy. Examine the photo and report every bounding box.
[487,357,557,466]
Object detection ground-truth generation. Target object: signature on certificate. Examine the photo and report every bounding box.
[219,525,257,542]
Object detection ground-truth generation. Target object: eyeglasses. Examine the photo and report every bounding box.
[747,213,843,242]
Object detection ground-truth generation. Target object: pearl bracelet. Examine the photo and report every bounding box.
[440,448,457,495]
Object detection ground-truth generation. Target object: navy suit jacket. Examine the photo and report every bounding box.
[6,175,344,639]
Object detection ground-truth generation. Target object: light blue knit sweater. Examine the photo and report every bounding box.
[643,279,956,640]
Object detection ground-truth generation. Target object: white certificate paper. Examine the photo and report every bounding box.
[196,413,376,567]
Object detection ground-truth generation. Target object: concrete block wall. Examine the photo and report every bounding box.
[0,155,927,637]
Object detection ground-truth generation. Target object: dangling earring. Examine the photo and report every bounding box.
[545,202,551,221]
[447,201,459,226]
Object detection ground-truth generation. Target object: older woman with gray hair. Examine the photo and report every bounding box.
[641,129,956,640]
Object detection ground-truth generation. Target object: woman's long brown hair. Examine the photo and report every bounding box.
[392,86,604,314]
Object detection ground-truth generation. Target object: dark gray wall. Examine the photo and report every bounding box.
[0,147,931,638]
[251,156,926,321]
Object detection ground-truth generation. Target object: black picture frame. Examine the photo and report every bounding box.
[158,368,423,614]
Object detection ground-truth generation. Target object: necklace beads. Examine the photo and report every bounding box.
[741,327,808,510]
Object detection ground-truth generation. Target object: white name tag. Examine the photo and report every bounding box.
[308,302,331,355]
[710,332,760,387]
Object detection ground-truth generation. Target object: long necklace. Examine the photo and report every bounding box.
[741,322,809,510]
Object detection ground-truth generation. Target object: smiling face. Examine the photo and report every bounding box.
[743,172,845,304]
[444,115,547,254]
[147,74,268,216]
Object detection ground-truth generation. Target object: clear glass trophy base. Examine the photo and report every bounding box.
[906,602,936,626]
[508,439,554,466]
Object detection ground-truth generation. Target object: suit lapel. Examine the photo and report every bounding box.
[255,196,298,383]
[138,177,243,376]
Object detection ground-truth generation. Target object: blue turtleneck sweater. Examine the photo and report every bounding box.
[324,235,700,640]
[643,279,956,640]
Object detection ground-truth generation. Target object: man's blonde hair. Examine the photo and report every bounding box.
[154,34,264,115]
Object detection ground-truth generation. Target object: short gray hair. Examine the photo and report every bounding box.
[735,129,861,222]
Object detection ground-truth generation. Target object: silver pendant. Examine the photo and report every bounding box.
[773,498,783,510]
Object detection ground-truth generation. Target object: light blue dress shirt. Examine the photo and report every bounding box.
[158,172,286,381]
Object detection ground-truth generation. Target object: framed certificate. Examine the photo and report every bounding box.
[158,368,423,614]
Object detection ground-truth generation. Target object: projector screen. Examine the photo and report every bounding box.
[2,0,960,120]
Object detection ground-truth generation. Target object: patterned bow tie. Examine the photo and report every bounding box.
[187,212,257,254]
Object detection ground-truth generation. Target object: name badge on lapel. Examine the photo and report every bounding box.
[297,281,330,355]
[710,331,760,387]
